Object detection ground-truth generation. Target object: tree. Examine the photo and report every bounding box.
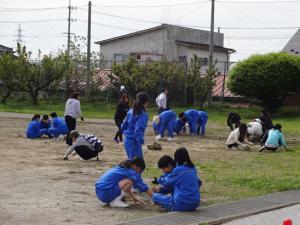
[228,52,300,110]
[0,53,21,104]
[187,54,218,106]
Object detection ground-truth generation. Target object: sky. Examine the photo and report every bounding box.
[0,0,299,62]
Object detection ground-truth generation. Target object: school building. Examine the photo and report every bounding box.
[95,24,235,73]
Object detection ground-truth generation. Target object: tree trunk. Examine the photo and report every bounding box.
[30,90,39,105]
[1,90,12,104]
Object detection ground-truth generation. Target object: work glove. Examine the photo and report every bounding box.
[152,177,159,185]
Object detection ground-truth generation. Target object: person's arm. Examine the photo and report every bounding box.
[134,113,148,144]
[157,169,179,187]
[121,112,129,132]
[76,101,83,120]
[63,145,75,159]
[280,133,289,150]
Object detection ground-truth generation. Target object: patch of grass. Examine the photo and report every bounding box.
[144,145,300,206]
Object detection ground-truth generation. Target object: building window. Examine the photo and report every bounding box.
[179,56,187,62]
[114,54,129,62]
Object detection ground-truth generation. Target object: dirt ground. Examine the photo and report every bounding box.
[0,112,234,225]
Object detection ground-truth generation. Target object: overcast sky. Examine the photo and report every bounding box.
[0,0,299,61]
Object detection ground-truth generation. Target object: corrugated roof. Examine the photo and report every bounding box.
[213,75,238,98]
[175,40,236,53]
[93,69,118,91]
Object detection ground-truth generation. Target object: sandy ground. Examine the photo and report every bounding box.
[0,112,241,225]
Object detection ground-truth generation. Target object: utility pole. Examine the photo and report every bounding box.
[207,0,215,106]
[16,24,23,47]
[64,0,72,98]
[85,1,92,101]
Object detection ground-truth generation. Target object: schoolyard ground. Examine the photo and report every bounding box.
[0,105,300,225]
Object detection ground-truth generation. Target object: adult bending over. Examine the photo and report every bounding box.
[63,130,103,160]
[64,91,84,146]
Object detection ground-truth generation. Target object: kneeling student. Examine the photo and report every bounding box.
[259,124,288,152]
[226,123,253,150]
[48,112,68,138]
[26,114,49,139]
[95,157,153,208]
[152,148,201,211]
[39,114,51,130]
[152,155,176,194]
[153,110,177,141]
[63,130,103,160]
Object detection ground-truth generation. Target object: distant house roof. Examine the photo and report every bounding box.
[93,69,118,91]
[0,44,13,54]
[95,23,223,45]
[175,40,236,53]
[282,29,300,55]
[213,75,238,98]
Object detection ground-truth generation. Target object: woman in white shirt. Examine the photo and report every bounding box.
[226,123,253,150]
[64,92,84,146]
[155,87,168,114]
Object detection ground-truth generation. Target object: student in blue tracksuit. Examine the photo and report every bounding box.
[173,119,185,134]
[179,109,200,135]
[26,114,49,139]
[152,110,177,141]
[39,115,51,130]
[197,111,208,136]
[48,112,68,138]
[152,147,202,211]
[95,157,153,208]
[152,155,176,195]
[121,92,149,160]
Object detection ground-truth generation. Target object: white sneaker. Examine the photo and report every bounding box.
[155,135,162,141]
[99,201,108,206]
[167,137,174,141]
[110,199,129,208]
[56,134,64,141]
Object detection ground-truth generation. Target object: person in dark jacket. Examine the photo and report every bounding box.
[113,93,130,143]
[227,112,241,130]
[259,109,273,144]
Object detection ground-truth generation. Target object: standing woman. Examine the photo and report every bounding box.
[113,93,130,143]
[121,92,149,160]
[64,91,84,146]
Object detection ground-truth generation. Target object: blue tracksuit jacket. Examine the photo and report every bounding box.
[121,109,149,160]
[95,166,149,192]
[153,110,177,138]
[184,109,200,134]
[152,165,201,211]
[197,111,208,135]
[39,120,51,130]
[48,117,68,137]
[27,120,48,139]
[173,119,184,134]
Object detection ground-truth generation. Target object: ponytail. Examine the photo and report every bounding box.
[133,92,149,115]
[238,123,248,142]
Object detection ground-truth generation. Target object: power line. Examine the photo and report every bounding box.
[217,0,300,3]
[0,18,66,23]
[0,5,85,12]
[77,19,137,31]
[93,1,210,8]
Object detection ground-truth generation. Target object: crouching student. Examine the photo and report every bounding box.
[48,112,68,139]
[95,157,153,208]
[153,110,177,141]
[122,92,149,160]
[26,114,49,139]
[173,118,186,135]
[178,109,200,136]
[197,111,208,136]
[39,115,51,130]
[152,155,176,195]
[226,123,253,150]
[152,148,202,211]
[247,119,263,142]
[63,130,103,160]
[259,124,288,152]
[227,112,241,131]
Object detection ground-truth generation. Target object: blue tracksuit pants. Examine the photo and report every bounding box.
[124,138,143,160]
[152,193,199,211]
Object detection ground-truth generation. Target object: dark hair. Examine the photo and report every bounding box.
[273,123,282,131]
[178,112,185,118]
[133,92,149,115]
[119,93,129,105]
[174,147,194,168]
[71,91,80,99]
[158,155,176,169]
[32,114,41,121]
[42,115,49,120]
[238,123,248,142]
[50,112,57,118]
[161,87,167,93]
[69,130,80,138]
[119,157,146,171]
